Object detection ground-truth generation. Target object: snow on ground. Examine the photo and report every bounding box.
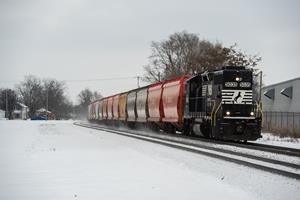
[0,121,299,200]
[255,132,300,149]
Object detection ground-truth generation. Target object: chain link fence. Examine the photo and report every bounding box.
[263,111,300,138]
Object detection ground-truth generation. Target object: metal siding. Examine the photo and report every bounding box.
[148,83,163,122]
[127,91,137,121]
[112,95,120,120]
[95,101,99,120]
[136,88,148,122]
[162,80,180,122]
[118,93,128,121]
[262,78,300,112]
[262,77,300,136]
[107,97,113,119]
[102,98,108,119]
[98,100,103,120]
[161,76,190,123]
[91,103,95,119]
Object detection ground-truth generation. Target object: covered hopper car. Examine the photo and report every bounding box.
[88,66,262,141]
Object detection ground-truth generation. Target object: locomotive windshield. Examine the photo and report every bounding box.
[222,70,253,89]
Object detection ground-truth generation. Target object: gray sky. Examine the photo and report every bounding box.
[1,0,299,103]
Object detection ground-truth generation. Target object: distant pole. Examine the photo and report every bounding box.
[5,90,8,118]
[259,70,262,101]
[46,89,49,120]
[72,103,75,119]
[137,76,140,88]
[46,89,48,111]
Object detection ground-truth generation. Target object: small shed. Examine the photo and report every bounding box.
[12,102,29,120]
[0,109,5,119]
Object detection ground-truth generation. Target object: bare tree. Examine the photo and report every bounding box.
[143,31,261,82]
[17,75,43,117]
[225,43,262,68]
[76,88,102,118]
[42,79,72,119]
[16,75,73,119]
[78,88,102,107]
[0,88,18,119]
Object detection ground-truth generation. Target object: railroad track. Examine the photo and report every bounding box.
[74,122,300,180]
[196,137,300,158]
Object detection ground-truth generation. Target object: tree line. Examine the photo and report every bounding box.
[0,75,101,119]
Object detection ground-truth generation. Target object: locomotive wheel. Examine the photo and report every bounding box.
[200,123,211,138]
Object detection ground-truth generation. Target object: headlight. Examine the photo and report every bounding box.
[226,111,231,116]
[235,77,242,82]
[250,111,254,116]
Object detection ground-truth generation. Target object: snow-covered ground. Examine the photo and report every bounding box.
[0,121,299,200]
[255,132,300,149]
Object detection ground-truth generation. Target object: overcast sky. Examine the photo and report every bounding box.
[1,0,299,103]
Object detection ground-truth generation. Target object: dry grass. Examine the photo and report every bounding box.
[262,123,300,139]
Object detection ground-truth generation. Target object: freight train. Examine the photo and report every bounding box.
[88,66,262,141]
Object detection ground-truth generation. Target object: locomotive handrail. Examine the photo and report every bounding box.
[257,101,264,127]
[213,102,222,127]
[210,101,216,126]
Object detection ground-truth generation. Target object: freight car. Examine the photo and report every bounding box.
[88,66,262,141]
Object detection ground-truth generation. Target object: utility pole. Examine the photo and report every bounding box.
[5,90,8,118]
[137,76,140,88]
[46,89,48,111]
[259,70,263,101]
[45,89,49,121]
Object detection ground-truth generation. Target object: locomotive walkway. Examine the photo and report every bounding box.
[75,122,300,180]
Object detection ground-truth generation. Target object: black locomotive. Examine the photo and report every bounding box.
[185,66,262,141]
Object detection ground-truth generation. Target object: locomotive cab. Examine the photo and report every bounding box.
[185,66,262,141]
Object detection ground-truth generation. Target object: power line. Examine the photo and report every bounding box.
[0,80,20,83]
[62,76,139,83]
[0,76,140,83]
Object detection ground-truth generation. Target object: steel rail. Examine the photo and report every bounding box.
[78,122,300,157]
[74,122,300,180]
[83,120,300,157]
[196,137,300,157]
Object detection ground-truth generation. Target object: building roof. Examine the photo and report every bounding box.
[17,102,28,108]
[36,108,52,113]
[13,110,21,114]
[263,76,300,89]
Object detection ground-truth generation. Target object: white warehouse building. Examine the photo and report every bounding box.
[262,77,300,137]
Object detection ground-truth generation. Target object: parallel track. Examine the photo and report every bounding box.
[196,136,300,158]
[74,122,300,180]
